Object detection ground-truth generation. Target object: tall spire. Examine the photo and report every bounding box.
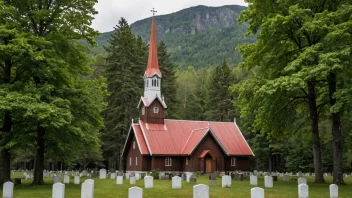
[145,16,162,77]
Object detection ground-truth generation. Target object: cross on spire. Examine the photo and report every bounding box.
[151,8,157,16]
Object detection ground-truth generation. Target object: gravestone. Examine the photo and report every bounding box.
[135,173,140,180]
[329,184,338,198]
[125,173,130,179]
[81,180,94,198]
[209,173,217,185]
[186,174,191,182]
[251,187,264,198]
[190,175,197,183]
[193,184,209,198]
[144,176,153,188]
[264,176,273,188]
[238,173,244,181]
[63,175,70,184]
[53,175,61,184]
[117,171,123,176]
[85,179,94,197]
[298,184,309,198]
[250,175,258,185]
[283,175,290,182]
[116,176,123,184]
[110,173,116,179]
[298,177,307,185]
[74,175,80,184]
[253,170,258,175]
[82,170,88,177]
[222,175,231,187]
[130,176,136,184]
[128,186,142,198]
[2,181,14,198]
[172,176,182,189]
[99,169,107,179]
[52,183,65,198]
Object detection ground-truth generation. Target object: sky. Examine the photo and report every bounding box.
[92,0,247,32]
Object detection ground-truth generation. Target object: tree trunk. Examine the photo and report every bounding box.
[32,126,45,185]
[328,72,345,184]
[307,81,325,183]
[0,111,12,184]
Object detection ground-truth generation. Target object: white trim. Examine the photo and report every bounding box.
[164,119,233,124]
[231,157,236,166]
[121,125,133,156]
[188,131,210,155]
[137,95,167,109]
[132,125,144,154]
[129,157,132,166]
[164,124,167,130]
[133,141,136,149]
[146,123,149,130]
[208,127,229,155]
[139,120,153,155]
[181,127,209,154]
[136,157,138,165]
[233,122,255,156]
[165,157,172,166]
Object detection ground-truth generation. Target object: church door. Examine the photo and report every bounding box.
[206,158,212,173]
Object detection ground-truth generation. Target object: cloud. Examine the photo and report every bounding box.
[92,0,247,32]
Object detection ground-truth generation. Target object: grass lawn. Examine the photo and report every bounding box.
[1,173,352,197]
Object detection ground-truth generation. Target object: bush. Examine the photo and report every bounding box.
[151,168,160,179]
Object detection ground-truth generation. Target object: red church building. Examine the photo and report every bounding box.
[122,16,254,174]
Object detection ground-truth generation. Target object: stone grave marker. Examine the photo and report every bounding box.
[264,176,273,188]
[193,184,209,198]
[128,186,142,198]
[190,174,197,183]
[81,180,94,198]
[74,175,80,184]
[116,176,123,184]
[99,169,106,179]
[53,175,61,184]
[250,175,258,185]
[135,173,140,180]
[298,177,307,185]
[209,173,217,185]
[329,184,338,198]
[2,181,14,198]
[130,176,136,185]
[298,184,308,198]
[125,172,130,179]
[172,176,182,189]
[63,175,70,184]
[186,174,191,182]
[52,183,65,198]
[251,187,264,198]
[283,175,290,182]
[110,173,116,179]
[144,176,153,188]
[222,175,231,188]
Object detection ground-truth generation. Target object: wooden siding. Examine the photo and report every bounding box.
[125,134,143,171]
[224,156,250,171]
[139,100,164,124]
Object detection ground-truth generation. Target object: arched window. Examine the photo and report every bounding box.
[231,157,236,166]
[165,157,172,166]
[142,107,145,115]
[153,107,159,113]
[157,79,159,87]
[133,141,136,149]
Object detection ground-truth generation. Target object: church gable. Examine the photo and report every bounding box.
[139,99,165,124]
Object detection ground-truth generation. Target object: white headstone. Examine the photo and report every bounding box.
[99,169,107,179]
[125,173,130,179]
[110,173,116,179]
[130,176,136,184]
[116,176,123,184]
[186,174,191,182]
[193,184,209,198]
[74,175,80,184]
[298,184,308,198]
[329,184,338,198]
[250,175,258,185]
[63,175,70,184]
[2,181,14,198]
[264,176,273,188]
[128,186,142,198]
[298,177,307,185]
[144,176,153,188]
[222,175,231,188]
[283,175,290,182]
[52,183,65,198]
[135,173,140,180]
[53,175,61,184]
[251,187,264,198]
[81,180,94,198]
[172,176,182,189]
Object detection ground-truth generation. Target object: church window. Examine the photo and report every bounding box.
[146,79,148,87]
[136,157,138,165]
[186,157,188,166]
[133,141,135,149]
[165,157,172,166]
[142,107,145,115]
[153,107,159,113]
[129,157,132,166]
[156,79,159,87]
[231,157,236,166]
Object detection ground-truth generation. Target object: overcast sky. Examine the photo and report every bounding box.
[92,0,247,32]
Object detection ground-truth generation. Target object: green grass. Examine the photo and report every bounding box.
[1,172,352,197]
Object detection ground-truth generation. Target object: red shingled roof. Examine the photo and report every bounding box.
[145,17,161,78]
[125,119,253,156]
[132,124,149,155]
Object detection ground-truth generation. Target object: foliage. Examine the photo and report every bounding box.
[151,168,160,179]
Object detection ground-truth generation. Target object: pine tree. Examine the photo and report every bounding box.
[103,18,147,170]
[158,41,179,119]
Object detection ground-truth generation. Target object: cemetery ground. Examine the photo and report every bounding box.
[1,173,352,197]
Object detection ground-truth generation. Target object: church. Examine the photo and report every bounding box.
[122,16,254,173]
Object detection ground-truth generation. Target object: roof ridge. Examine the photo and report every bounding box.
[165,119,234,124]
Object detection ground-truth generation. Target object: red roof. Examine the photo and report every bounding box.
[137,96,167,109]
[124,119,253,156]
[145,17,161,77]
[132,124,150,155]
[200,150,210,158]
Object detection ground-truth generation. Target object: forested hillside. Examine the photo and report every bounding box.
[94,5,256,68]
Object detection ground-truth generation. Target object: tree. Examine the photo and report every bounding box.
[103,18,147,170]
[158,41,179,119]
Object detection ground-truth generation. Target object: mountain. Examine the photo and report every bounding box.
[94,5,256,69]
